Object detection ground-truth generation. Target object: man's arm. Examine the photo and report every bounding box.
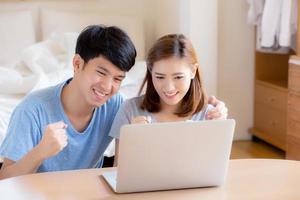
[0,121,68,180]
[0,146,46,179]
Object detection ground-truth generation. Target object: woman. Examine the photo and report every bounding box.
[109,34,228,165]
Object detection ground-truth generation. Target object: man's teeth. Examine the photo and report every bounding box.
[94,89,106,97]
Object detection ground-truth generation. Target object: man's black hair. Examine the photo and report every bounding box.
[75,25,136,71]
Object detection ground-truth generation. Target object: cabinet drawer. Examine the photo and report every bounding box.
[287,92,300,139]
[287,119,300,139]
[289,63,300,93]
[255,83,287,112]
[286,135,300,160]
[254,102,286,143]
[288,92,300,116]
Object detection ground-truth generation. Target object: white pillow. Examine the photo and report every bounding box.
[63,32,80,69]
[41,9,145,60]
[0,10,36,67]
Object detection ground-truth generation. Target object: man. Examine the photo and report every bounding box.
[0,25,227,179]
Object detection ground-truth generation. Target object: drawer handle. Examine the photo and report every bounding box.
[269,98,275,102]
[270,121,277,126]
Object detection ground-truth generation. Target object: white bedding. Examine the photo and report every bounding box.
[0,32,146,158]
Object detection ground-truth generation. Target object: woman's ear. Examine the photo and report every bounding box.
[191,64,198,79]
[73,54,84,74]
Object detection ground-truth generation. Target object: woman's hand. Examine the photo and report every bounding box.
[131,116,151,124]
[206,96,228,120]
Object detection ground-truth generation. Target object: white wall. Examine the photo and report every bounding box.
[185,0,218,96]
[154,0,218,95]
[218,0,255,140]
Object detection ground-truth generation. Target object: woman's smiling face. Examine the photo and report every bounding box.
[151,57,196,110]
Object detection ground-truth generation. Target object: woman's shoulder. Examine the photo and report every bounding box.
[120,95,145,114]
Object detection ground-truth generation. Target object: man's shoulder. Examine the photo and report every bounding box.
[94,93,124,117]
[18,84,60,109]
[123,95,143,108]
[104,92,124,107]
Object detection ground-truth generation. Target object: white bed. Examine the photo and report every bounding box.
[0,1,147,159]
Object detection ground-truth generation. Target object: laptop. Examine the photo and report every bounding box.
[102,119,235,193]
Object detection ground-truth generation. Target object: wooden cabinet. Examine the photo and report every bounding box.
[286,1,300,160]
[287,56,300,160]
[249,52,290,151]
[250,54,300,160]
[251,81,287,150]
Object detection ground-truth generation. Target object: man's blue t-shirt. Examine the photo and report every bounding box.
[0,79,123,172]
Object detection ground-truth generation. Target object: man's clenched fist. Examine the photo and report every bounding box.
[36,121,68,159]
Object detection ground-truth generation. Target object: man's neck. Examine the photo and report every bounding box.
[60,80,95,132]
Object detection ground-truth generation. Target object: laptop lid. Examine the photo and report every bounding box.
[114,119,235,193]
